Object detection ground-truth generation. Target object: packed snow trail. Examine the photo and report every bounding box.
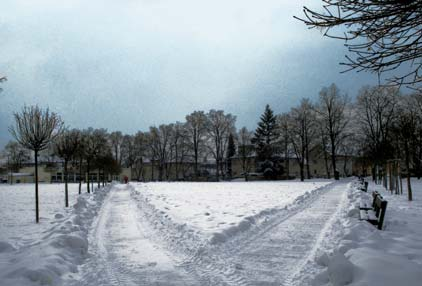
[176,182,348,286]
[68,182,348,286]
[67,185,198,286]
[219,182,347,286]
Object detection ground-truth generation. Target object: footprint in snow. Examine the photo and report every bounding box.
[147,262,157,267]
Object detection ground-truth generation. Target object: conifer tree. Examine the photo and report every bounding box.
[226,133,236,178]
[253,105,279,179]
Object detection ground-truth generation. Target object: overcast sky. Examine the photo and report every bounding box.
[0,0,382,148]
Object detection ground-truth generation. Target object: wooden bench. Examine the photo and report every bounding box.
[359,192,388,230]
[359,191,380,210]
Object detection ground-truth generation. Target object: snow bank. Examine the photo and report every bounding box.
[0,184,112,286]
[312,179,422,286]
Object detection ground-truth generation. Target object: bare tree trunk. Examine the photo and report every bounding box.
[343,155,348,177]
[305,145,311,179]
[324,151,330,178]
[215,159,220,181]
[405,141,413,201]
[35,150,39,223]
[86,161,90,193]
[65,160,69,207]
[97,170,100,188]
[299,162,305,182]
[78,157,82,194]
[331,143,338,180]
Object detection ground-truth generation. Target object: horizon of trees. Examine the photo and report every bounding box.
[2,83,422,203]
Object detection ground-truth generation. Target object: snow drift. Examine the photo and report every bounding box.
[312,180,422,286]
[0,184,112,286]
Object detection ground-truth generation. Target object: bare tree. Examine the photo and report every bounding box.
[315,84,349,180]
[54,129,80,207]
[238,127,254,181]
[297,1,422,87]
[185,111,208,178]
[121,134,135,177]
[277,114,292,178]
[84,128,108,192]
[149,125,172,181]
[74,134,86,194]
[356,86,399,171]
[315,116,332,178]
[206,110,236,180]
[169,122,188,180]
[109,131,123,166]
[133,132,148,181]
[395,95,418,200]
[288,99,315,181]
[4,141,30,183]
[93,129,110,188]
[9,106,63,223]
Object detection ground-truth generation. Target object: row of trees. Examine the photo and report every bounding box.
[257,84,421,202]
[5,83,421,223]
[102,110,237,182]
[8,106,122,222]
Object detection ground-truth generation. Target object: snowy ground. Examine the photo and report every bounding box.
[68,180,350,286]
[0,183,84,247]
[2,178,420,286]
[312,179,422,286]
[0,183,108,286]
[132,181,332,242]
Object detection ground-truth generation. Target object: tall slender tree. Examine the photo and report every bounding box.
[253,105,279,179]
[238,127,254,181]
[185,111,208,178]
[315,84,349,180]
[206,110,236,180]
[288,99,315,181]
[226,133,236,179]
[54,129,80,207]
[9,106,63,223]
[109,131,123,166]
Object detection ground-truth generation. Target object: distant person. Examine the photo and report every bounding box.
[124,176,128,184]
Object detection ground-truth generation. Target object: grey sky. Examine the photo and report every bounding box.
[0,0,382,148]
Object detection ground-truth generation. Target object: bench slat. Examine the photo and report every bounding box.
[358,187,388,230]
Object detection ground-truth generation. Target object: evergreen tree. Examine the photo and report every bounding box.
[252,105,280,179]
[226,133,236,178]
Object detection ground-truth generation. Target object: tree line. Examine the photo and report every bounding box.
[3,83,422,222]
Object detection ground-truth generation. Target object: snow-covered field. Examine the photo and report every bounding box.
[1,178,421,286]
[131,181,332,243]
[0,183,110,286]
[0,183,85,247]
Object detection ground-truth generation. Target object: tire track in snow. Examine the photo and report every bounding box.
[131,181,349,286]
[72,182,348,286]
[217,182,348,286]
[282,184,348,286]
[69,185,198,286]
[178,183,338,286]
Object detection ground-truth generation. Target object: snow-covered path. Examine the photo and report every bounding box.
[68,185,198,286]
[218,182,348,286]
[67,182,348,286]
